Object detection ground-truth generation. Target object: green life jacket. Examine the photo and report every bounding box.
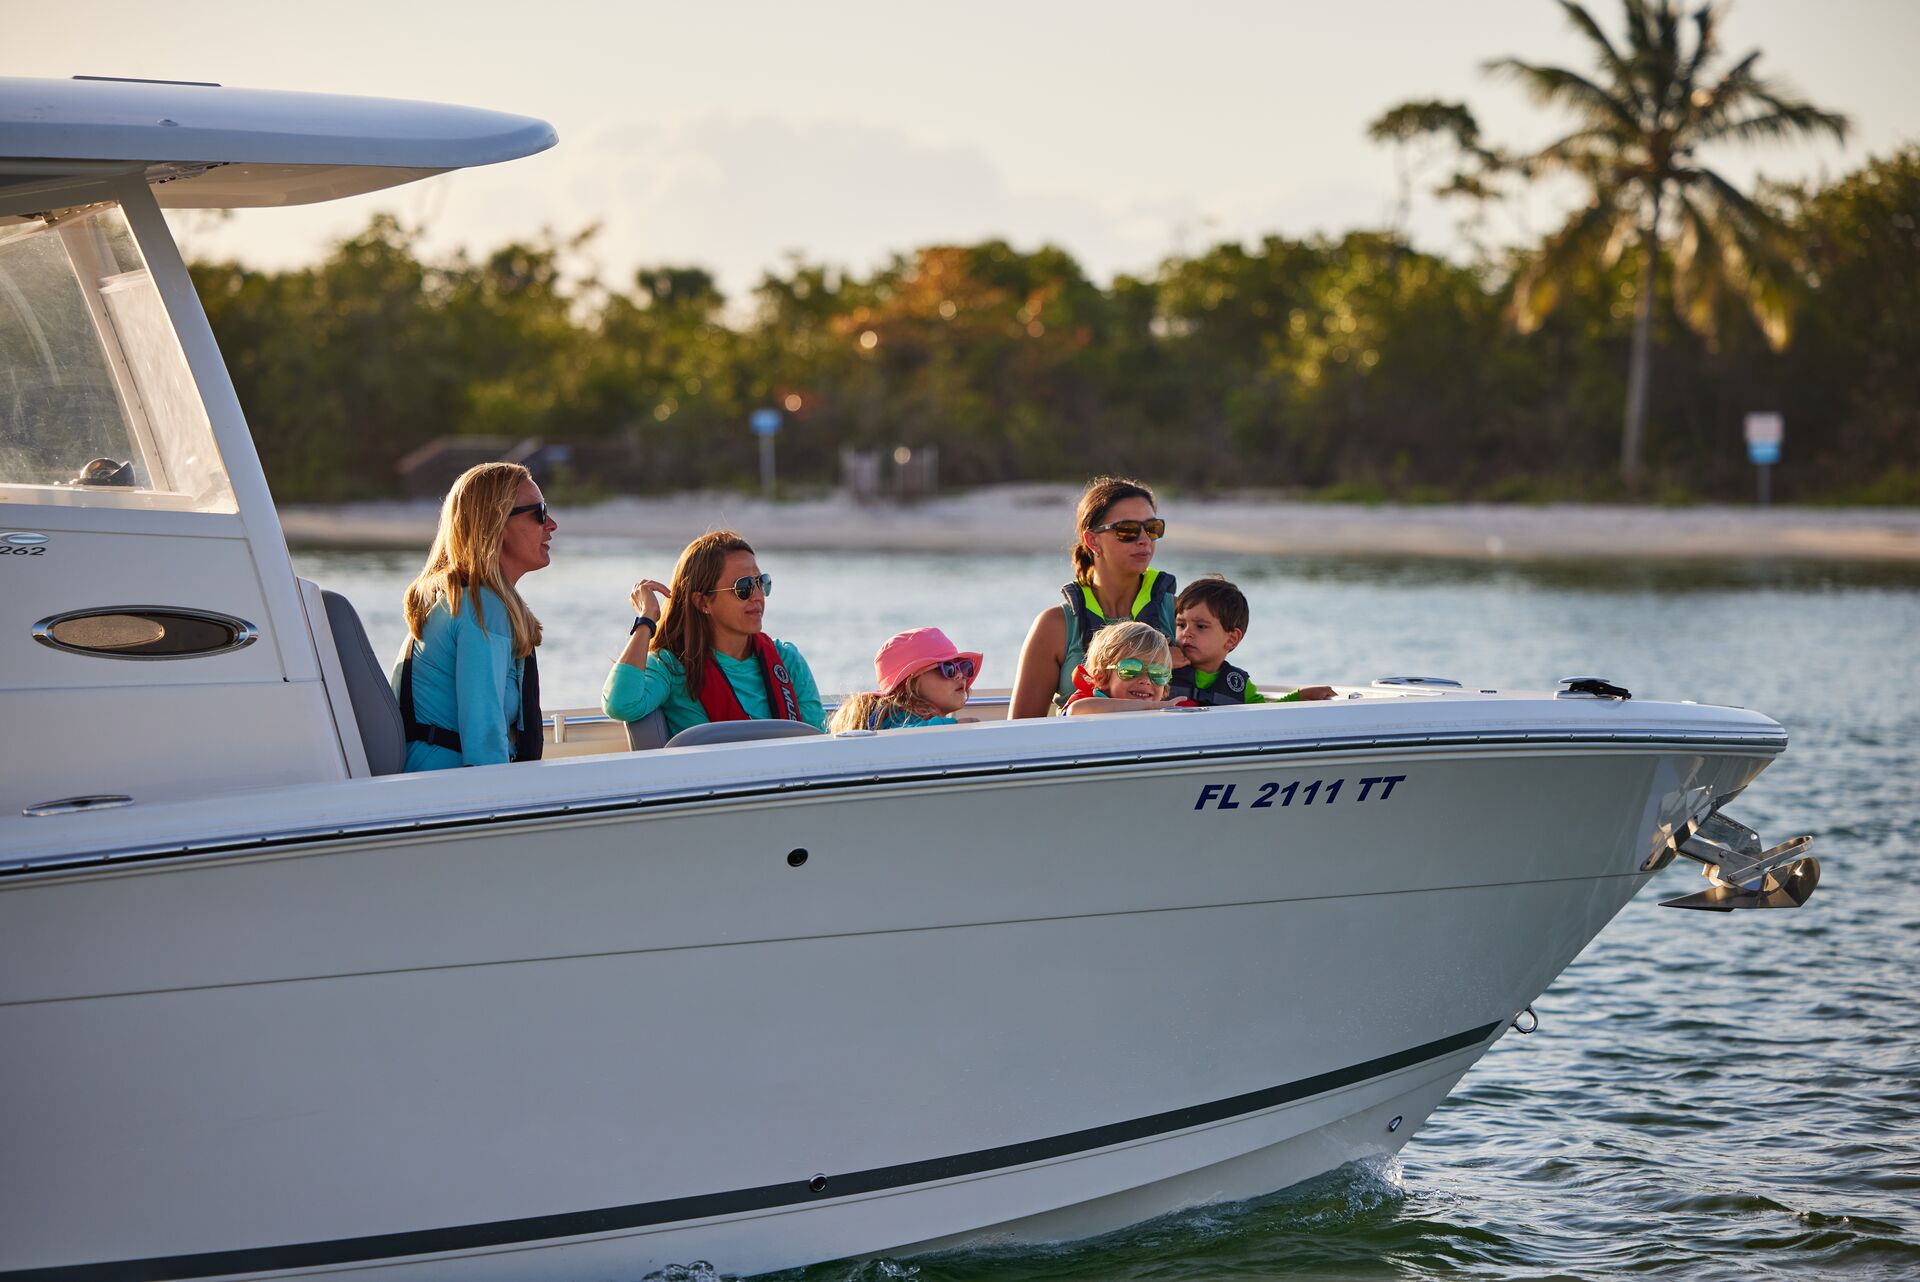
[1168,658,1253,705]
[1055,568,1177,703]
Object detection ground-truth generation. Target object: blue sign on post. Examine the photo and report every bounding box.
[751,409,783,499]
[1744,412,1783,505]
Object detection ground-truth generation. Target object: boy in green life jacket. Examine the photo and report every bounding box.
[1167,575,1336,705]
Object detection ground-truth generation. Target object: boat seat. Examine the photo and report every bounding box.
[623,710,670,751]
[665,720,825,749]
[321,589,406,776]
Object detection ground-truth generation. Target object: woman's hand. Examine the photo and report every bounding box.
[617,579,669,670]
[629,579,668,623]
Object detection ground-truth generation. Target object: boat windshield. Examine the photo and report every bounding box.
[0,202,235,513]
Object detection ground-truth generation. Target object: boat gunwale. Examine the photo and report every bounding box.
[1,724,1785,878]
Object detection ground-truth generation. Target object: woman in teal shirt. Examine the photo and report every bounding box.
[393,462,556,771]
[603,530,825,738]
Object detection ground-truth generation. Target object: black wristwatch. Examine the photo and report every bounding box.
[629,615,657,637]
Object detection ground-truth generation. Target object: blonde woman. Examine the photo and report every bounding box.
[603,530,825,738]
[392,462,556,771]
[1060,620,1196,715]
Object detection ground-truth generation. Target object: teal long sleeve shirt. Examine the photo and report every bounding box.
[602,638,825,738]
[391,587,525,771]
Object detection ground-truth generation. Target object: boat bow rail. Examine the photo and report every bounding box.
[1,693,1788,874]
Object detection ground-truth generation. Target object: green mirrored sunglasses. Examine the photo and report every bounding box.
[1109,658,1172,686]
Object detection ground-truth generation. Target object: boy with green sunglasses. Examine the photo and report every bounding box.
[1062,621,1198,715]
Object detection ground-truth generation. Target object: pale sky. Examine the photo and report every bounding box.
[17,0,1920,298]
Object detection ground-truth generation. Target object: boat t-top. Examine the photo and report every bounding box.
[0,75,1818,1282]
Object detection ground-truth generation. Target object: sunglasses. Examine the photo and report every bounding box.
[508,501,550,525]
[1088,517,1166,542]
[1108,658,1172,686]
[709,573,773,600]
[932,657,977,682]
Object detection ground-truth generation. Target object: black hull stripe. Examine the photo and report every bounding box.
[6,1022,1500,1282]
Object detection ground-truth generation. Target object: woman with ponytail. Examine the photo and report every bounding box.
[393,462,556,770]
[1008,476,1175,719]
[603,530,825,737]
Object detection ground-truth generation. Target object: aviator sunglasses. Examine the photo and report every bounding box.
[508,500,550,524]
[1088,517,1166,542]
[710,573,773,600]
[1108,658,1172,686]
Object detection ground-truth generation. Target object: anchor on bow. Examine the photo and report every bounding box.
[1646,800,1819,911]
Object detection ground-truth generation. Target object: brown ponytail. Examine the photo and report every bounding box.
[1071,476,1157,582]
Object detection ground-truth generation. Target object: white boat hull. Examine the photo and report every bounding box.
[0,705,1777,1280]
[0,87,1809,1282]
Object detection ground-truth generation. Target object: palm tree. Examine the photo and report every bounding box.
[1492,0,1847,485]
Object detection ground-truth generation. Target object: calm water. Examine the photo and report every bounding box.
[298,541,1920,1282]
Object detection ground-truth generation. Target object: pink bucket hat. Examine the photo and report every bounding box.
[873,627,984,693]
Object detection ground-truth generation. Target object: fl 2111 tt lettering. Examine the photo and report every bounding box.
[1193,775,1406,811]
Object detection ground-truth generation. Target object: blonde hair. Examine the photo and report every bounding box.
[402,462,543,657]
[829,675,946,733]
[1084,620,1171,675]
[654,530,755,697]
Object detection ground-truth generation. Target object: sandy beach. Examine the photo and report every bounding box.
[280,485,1920,562]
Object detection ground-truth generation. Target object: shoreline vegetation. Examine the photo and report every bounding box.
[195,145,1920,514]
[281,485,1920,562]
[203,4,1916,513]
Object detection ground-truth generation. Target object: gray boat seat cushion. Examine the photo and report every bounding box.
[623,710,670,751]
[665,720,824,749]
[321,589,406,776]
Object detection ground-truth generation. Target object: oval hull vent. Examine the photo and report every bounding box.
[33,606,257,660]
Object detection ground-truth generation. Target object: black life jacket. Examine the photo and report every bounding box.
[1168,658,1254,706]
[400,646,543,763]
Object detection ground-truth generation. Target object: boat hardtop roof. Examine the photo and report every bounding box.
[0,75,555,208]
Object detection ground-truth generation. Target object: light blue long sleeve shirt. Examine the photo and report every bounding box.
[391,588,525,772]
[602,638,825,738]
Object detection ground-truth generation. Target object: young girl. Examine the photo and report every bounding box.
[1062,620,1195,716]
[829,628,982,732]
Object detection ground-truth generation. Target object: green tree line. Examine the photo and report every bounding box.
[192,141,1918,506]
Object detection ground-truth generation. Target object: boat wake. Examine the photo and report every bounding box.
[761,1158,1414,1281]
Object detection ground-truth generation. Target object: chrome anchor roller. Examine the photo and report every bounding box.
[1653,807,1819,912]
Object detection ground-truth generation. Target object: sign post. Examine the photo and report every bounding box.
[751,408,782,500]
[1744,412,1783,506]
